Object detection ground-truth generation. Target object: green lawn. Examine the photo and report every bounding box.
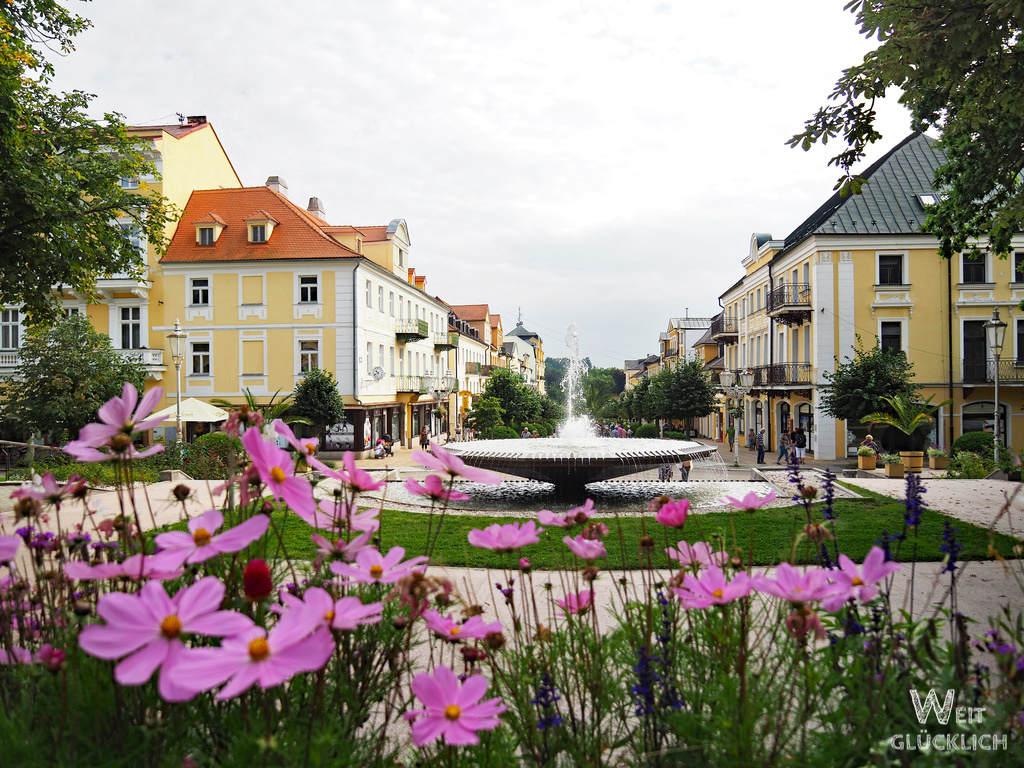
[258,486,1019,570]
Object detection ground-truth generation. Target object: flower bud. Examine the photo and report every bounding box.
[460,646,487,663]
[803,523,834,545]
[484,631,506,650]
[243,559,273,601]
[581,565,600,582]
[172,484,192,502]
[260,501,274,516]
[800,485,818,501]
[73,599,92,617]
[639,535,656,552]
[109,434,133,454]
[730,556,743,569]
[393,615,409,631]
[519,557,531,572]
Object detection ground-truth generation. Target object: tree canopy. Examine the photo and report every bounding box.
[819,339,918,423]
[0,0,173,324]
[292,368,345,435]
[650,360,718,425]
[790,1,1024,259]
[481,368,542,426]
[0,313,147,439]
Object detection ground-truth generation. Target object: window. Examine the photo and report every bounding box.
[1017,320,1024,363]
[962,253,986,284]
[63,307,80,318]
[366,343,372,374]
[378,286,384,312]
[878,254,903,285]
[119,177,139,189]
[1016,253,1024,283]
[366,280,373,307]
[119,222,144,255]
[120,307,142,349]
[190,278,210,306]
[191,342,210,375]
[299,276,318,303]
[250,224,266,243]
[199,227,214,246]
[1,309,19,349]
[300,341,319,372]
[880,321,902,353]
[389,291,395,316]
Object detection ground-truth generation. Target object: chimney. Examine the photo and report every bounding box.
[266,176,288,198]
[306,197,327,221]
[185,115,207,125]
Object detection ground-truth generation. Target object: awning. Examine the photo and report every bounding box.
[150,398,229,424]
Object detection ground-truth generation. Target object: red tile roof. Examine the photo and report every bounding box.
[450,304,490,322]
[355,226,389,241]
[162,187,361,263]
[192,212,227,225]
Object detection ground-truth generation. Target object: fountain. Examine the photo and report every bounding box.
[444,324,715,500]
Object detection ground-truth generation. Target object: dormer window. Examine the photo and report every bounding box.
[193,213,226,245]
[245,209,278,244]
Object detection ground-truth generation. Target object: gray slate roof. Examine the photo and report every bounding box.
[780,133,946,254]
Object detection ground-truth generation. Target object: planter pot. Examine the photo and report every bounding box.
[858,455,877,470]
[885,462,905,478]
[929,455,948,470]
[899,451,925,473]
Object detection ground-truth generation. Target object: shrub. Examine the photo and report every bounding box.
[491,425,519,440]
[946,450,994,479]
[951,431,994,457]
[182,431,243,480]
[857,445,876,457]
[634,423,659,438]
[32,458,161,486]
[665,431,688,441]
[879,453,902,465]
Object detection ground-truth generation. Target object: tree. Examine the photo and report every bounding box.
[291,368,345,438]
[650,360,717,426]
[818,339,918,424]
[466,396,504,439]
[0,1,173,324]
[0,313,146,439]
[622,376,655,423]
[481,368,541,426]
[790,2,1024,260]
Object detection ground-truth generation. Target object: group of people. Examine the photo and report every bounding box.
[599,424,633,438]
[725,425,808,465]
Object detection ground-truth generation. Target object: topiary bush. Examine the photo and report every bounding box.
[634,423,659,438]
[951,431,994,457]
[491,425,519,440]
[183,431,243,480]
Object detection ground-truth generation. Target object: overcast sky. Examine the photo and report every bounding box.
[54,0,912,368]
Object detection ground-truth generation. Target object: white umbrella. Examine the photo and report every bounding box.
[150,398,229,423]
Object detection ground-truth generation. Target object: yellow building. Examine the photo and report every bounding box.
[713,133,1024,460]
[0,116,241,415]
[160,182,453,452]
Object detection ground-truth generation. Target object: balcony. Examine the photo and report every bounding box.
[710,316,737,341]
[395,319,429,342]
[395,375,431,394]
[766,283,812,326]
[721,364,813,389]
[963,359,1024,385]
[465,361,482,375]
[434,331,459,351]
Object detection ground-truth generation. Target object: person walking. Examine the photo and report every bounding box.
[793,427,807,463]
[726,425,735,453]
[419,425,429,450]
[756,428,766,464]
[747,428,756,451]
[776,430,791,464]
[679,459,692,482]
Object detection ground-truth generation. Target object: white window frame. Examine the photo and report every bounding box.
[365,280,372,308]
[120,306,143,350]
[294,272,322,319]
[299,340,319,372]
[876,251,909,286]
[960,251,990,284]
[198,227,214,246]
[249,224,267,243]
[878,318,907,354]
[0,308,21,350]
[190,277,210,306]
[190,341,211,376]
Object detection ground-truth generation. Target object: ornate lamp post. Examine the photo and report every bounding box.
[718,368,755,467]
[985,308,1007,464]
[167,319,187,444]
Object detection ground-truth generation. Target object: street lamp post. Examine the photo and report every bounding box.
[985,308,1008,465]
[167,319,187,445]
[718,368,755,467]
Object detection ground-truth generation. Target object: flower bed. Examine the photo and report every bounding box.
[1,384,1022,766]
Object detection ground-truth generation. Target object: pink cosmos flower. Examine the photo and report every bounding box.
[467,521,543,552]
[821,546,901,612]
[311,499,381,533]
[330,546,429,585]
[672,565,752,609]
[539,500,596,527]
[654,499,690,528]
[63,552,185,582]
[422,609,503,641]
[404,474,471,502]
[412,440,502,484]
[311,451,386,493]
[310,530,374,568]
[78,577,254,701]
[752,563,830,606]
[556,589,595,616]
[65,383,166,461]
[0,535,21,563]
[0,646,32,664]
[404,665,506,746]
[721,489,778,510]
[275,587,383,631]
[273,420,319,458]
[665,541,729,570]
[563,534,606,561]
[786,607,827,641]
[153,509,270,569]
[11,471,83,507]
[242,428,316,519]
[172,605,334,700]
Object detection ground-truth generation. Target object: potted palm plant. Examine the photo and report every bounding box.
[881,453,905,478]
[927,446,948,470]
[857,444,877,470]
[861,394,953,473]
